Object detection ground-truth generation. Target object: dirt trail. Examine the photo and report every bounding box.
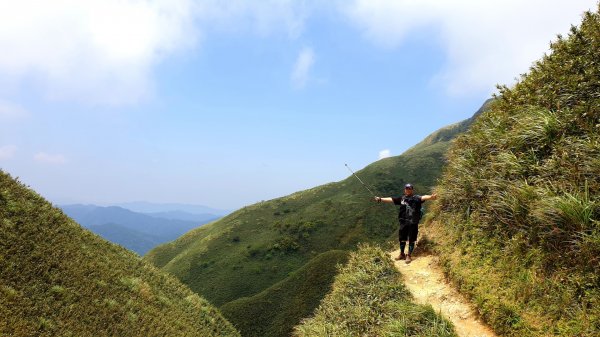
[390,250,497,337]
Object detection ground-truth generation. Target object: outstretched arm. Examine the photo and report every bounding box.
[421,193,438,201]
[373,196,395,204]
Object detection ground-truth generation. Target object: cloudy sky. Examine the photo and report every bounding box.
[0,0,596,209]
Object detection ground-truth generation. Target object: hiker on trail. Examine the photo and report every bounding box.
[374,184,437,264]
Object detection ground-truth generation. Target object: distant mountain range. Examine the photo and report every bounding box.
[87,223,164,256]
[116,201,230,216]
[61,204,221,255]
[144,210,221,222]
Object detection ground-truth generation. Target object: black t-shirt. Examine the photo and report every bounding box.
[393,194,423,225]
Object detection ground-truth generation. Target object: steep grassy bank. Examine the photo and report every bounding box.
[0,170,239,336]
[294,244,456,336]
[428,5,600,336]
[221,250,349,337]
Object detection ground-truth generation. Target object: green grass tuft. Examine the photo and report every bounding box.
[294,244,456,337]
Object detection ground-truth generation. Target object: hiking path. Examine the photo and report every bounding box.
[390,250,497,337]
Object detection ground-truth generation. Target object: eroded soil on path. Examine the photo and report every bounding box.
[390,250,497,337]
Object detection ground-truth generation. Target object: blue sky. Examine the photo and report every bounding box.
[0,0,597,209]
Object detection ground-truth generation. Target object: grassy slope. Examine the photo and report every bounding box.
[220,250,349,337]
[0,171,239,337]
[145,111,479,336]
[427,6,600,336]
[145,114,473,305]
[294,244,456,336]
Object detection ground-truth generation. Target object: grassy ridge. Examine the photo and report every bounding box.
[144,115,473,303]
[220,250,349,337]
[428,5,600,336]
[0,170,239,337]
[145,112,477,337]
[294,244,456,336]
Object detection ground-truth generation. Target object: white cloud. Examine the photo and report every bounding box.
[34,152,67,165]
[0,1,316,106]
[0,99,28,120]
[0,0,197,105]
[0,145,17,160]
[291,47,315,89]
[343,0,598,95]
[378,149,391,160]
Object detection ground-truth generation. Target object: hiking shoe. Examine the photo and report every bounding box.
[395,253,406,261]
[405,254,412,264]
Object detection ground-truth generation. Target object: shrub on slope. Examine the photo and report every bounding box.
[294,244,456,337]
[0,170,239,337]
[428,6,600,336]
[221,250,349,337]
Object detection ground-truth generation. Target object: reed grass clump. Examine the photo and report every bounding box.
[428,5,600,336]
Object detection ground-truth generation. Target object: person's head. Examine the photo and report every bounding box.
[404,183,414,196]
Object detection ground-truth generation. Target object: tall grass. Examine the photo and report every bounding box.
[428,5,600,336]
[294,244,456,337]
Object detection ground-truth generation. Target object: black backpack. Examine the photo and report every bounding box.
[400,196,423,223]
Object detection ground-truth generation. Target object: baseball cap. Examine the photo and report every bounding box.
[404,183,413,190]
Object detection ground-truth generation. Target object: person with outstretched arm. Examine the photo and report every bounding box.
[374,183,437,264]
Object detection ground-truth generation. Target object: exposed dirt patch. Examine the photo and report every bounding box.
[390,250,497,337]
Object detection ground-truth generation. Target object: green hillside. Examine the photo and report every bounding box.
[221,250,349,337]
[427,6,600,336]
[145,108,479,336]
[0,170,239,336]
[295,244,456,336]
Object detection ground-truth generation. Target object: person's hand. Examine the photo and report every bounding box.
[373,196,382,203]
[431,193,438,200]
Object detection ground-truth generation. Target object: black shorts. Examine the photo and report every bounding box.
[399,223,419,242]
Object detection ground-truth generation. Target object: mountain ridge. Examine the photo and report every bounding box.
[117,201,230,216]
[61,204,213,254]
[146,101,486,337]
[87,223,164,255]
